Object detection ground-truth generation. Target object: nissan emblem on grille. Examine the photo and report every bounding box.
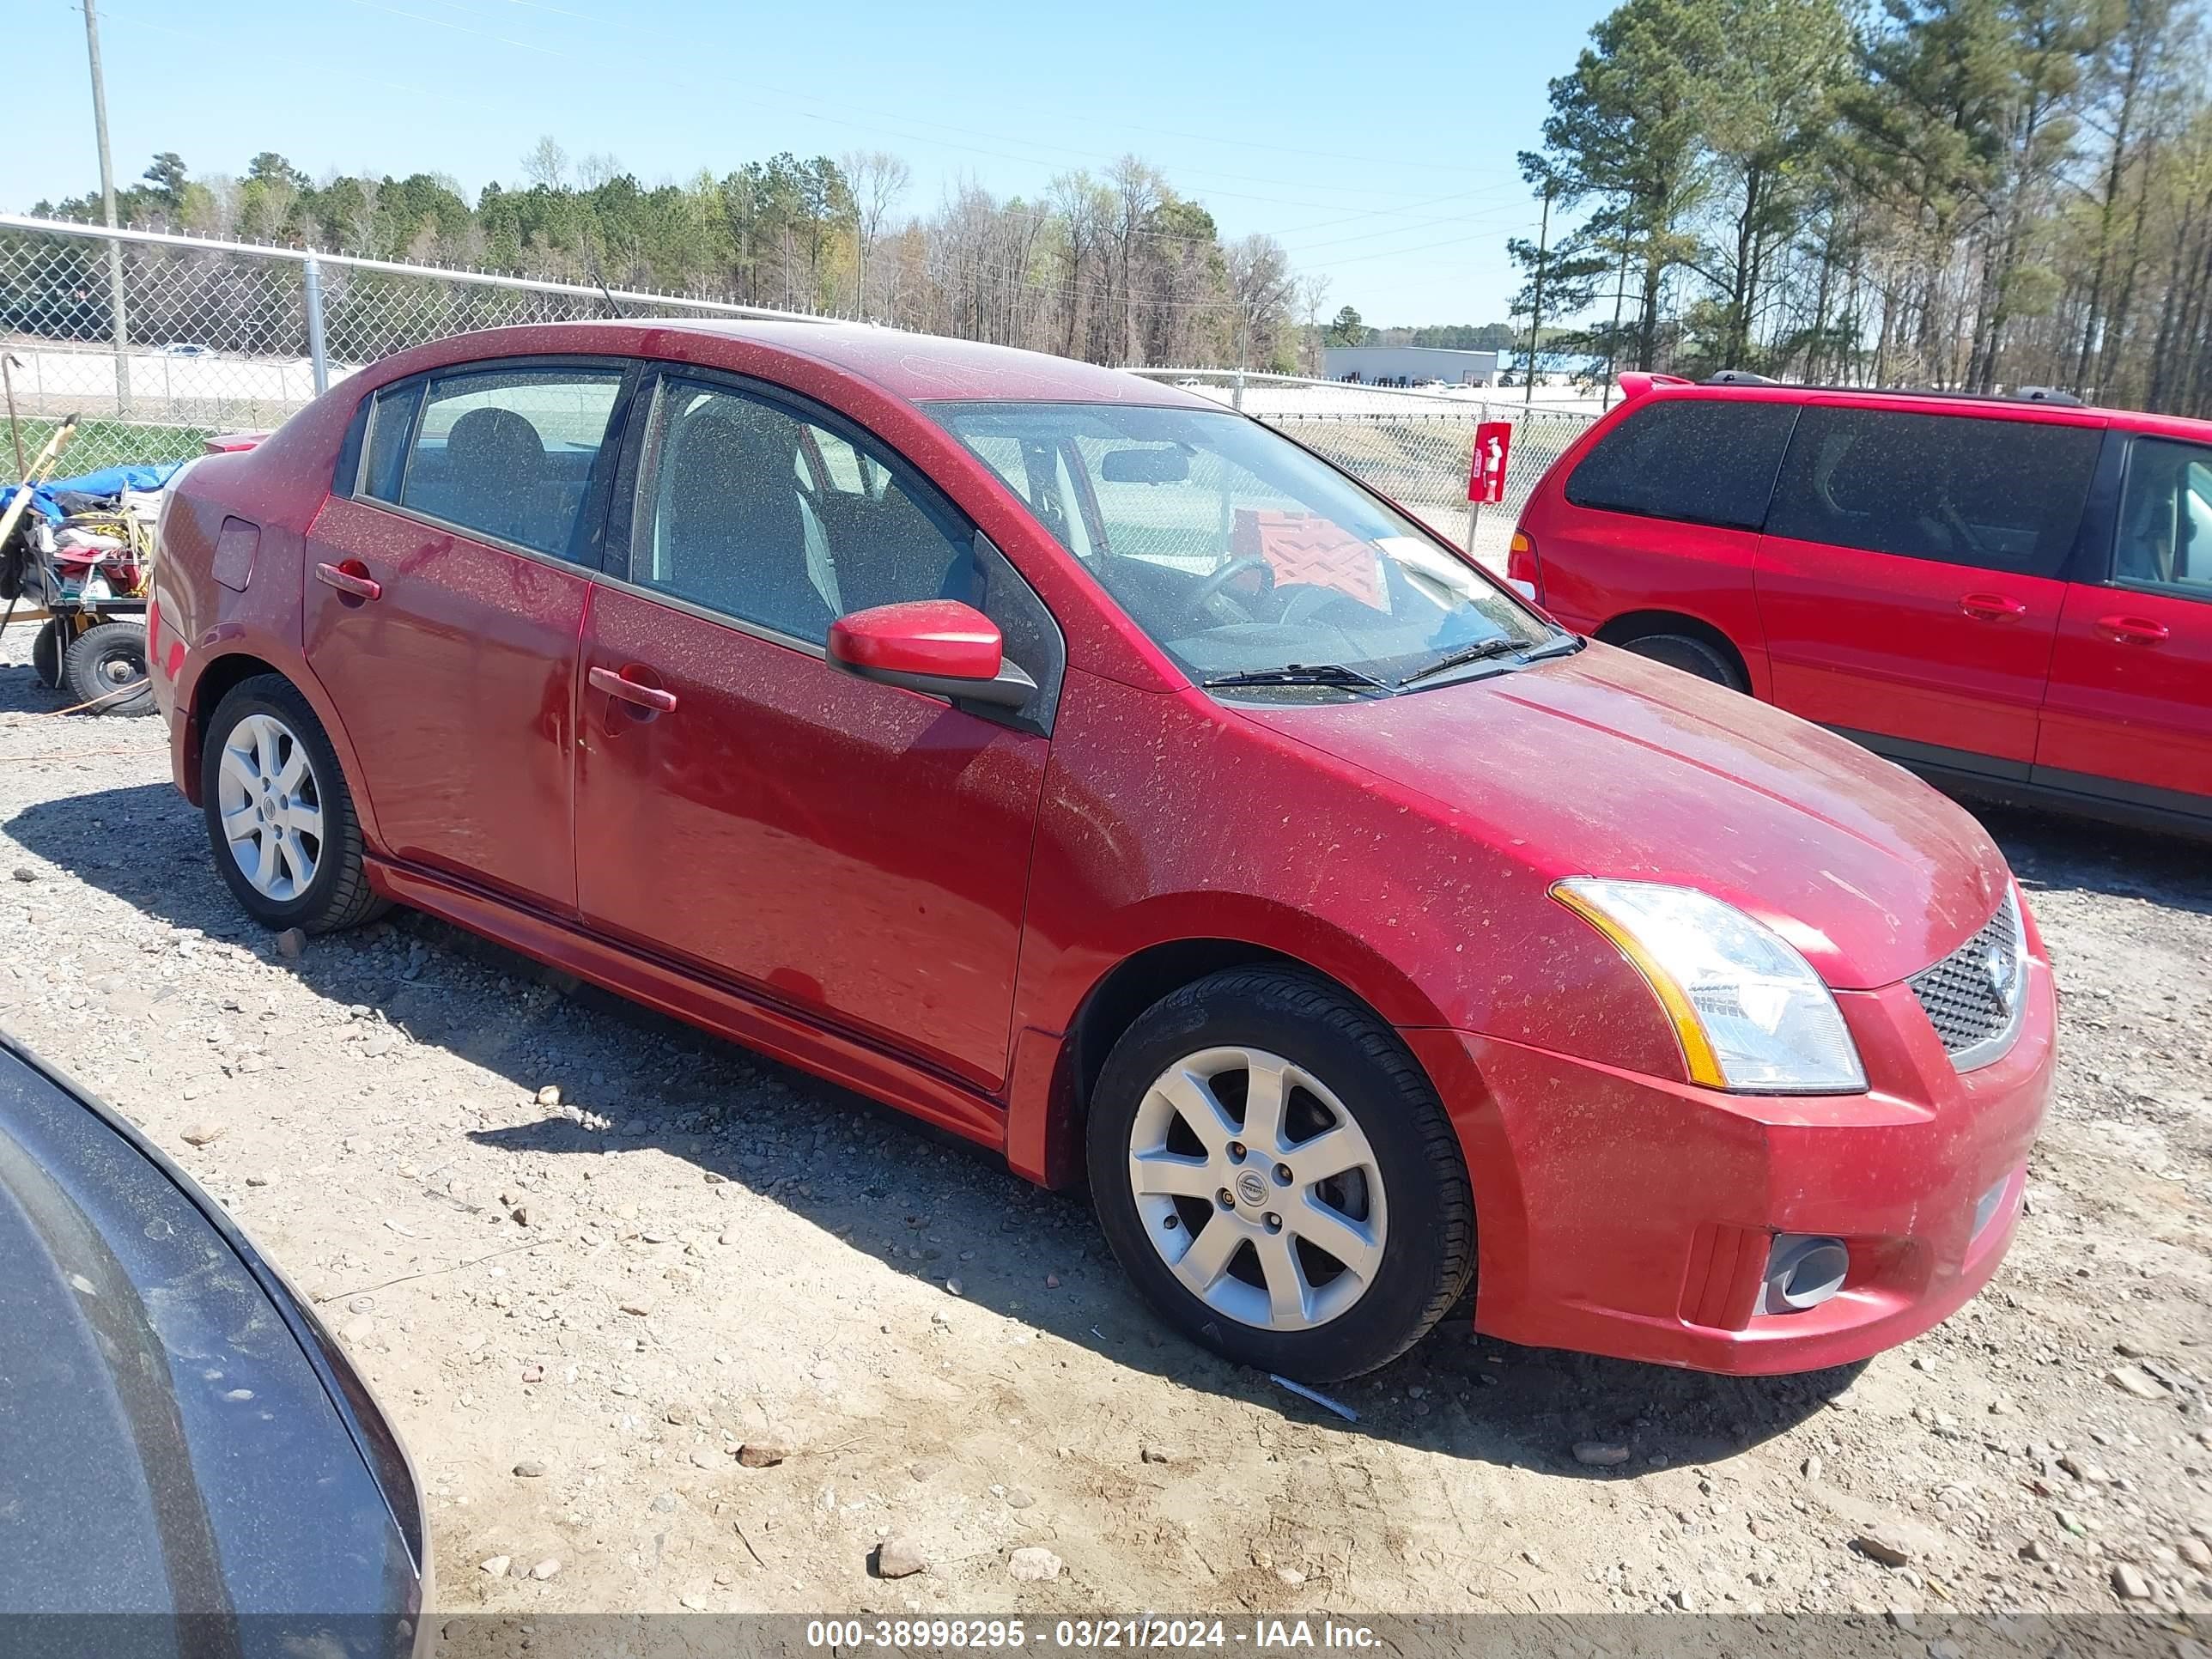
[1908,893,2025,1068]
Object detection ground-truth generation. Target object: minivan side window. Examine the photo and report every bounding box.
[1563,398,1796,531]
[628,378,976,645]
[392,368,625,559]
[1765,406,2100,579]
[2113,436,2212,600]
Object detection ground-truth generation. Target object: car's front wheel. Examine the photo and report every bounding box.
[1087,967,1474,1382]
[1619,631,1746,691]
[201,674,387,934]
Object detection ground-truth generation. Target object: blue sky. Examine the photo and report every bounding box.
[13,0,1612,325]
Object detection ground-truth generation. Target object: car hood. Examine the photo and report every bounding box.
[1231,642,2012,990]
[0,1036,420,1633]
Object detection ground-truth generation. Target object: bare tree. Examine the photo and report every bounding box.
[1107,155,1164,362]
[521,137,570,192]
[1297,273,1333,374]
[1226,234,1298,372]
[842,149,912,319]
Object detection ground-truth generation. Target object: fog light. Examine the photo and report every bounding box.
[1762,1234,1849,1314]
[1971,1173,2012,1242]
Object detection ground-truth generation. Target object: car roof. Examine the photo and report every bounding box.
[1629,374,2212,441]
[540,318,1217,408]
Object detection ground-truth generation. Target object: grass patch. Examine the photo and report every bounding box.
[6,416,211,479]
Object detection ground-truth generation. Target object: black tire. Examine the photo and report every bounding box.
[1087,967,1475,1383]
[200,673,388,934]
[30,619,63,690]
[1619,630,1747,691]
[62,620,154,715]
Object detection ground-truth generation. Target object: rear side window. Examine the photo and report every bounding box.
[394,368,625,559]
[1564,398,1796,530]
[358,381,422,501]
[1765,406,2100,578]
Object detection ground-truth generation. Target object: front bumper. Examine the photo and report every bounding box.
[1402,957,2055,1374]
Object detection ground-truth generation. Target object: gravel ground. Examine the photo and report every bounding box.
[0,622,2207,1626]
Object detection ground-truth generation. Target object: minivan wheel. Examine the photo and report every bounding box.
[1620,631,1746,691]
[1087,967,1474,1382]
[201,675,387,934]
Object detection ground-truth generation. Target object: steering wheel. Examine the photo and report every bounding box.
[1191,556,1275,620]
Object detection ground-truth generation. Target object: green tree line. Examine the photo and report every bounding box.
[15,141,1315,374]
[1512,0,2212,411]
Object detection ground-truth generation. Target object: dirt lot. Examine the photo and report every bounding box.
[1,623,2208,1626]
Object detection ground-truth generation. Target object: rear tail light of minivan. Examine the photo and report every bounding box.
[1506,531,1541,604]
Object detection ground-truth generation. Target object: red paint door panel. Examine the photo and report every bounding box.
[1752,536,2065,763]
[304,496,588,910]
[2038,585,2212,807]
[1750,403,2104,767]
[573,585,1047,1090]
[2036,434,2212,812]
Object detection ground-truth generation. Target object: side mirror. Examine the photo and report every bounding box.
[827,600,1038,709]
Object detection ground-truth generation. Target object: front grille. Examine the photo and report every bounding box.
[1909,891,2026,1068]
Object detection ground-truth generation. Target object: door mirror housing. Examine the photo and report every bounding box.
[827,600,1038,709]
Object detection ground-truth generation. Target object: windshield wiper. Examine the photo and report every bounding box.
[1517,633,1584,661]
[1200,663,1393,694]
[1395,636,1531,688]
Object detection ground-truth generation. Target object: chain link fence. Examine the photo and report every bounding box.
[0,214,800,475]
[0,217,1598,568]
[1127,368,1596,566]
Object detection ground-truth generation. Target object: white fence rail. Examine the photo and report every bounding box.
[1127,369,1596,560]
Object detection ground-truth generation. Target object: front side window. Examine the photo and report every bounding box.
[928,401,1552,690]
[1765,406,2101,578]
[1564,398,1796,530]
[628,379,975,644]
[2114,437,2212,599]
[394,368,624,559]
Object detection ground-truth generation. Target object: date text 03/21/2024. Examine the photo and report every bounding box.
[803,1618,1382,1650]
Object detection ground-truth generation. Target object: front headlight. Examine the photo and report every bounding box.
[1554,879,1868,1094]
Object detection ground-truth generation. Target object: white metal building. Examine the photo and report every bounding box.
[1322,344,1499,387]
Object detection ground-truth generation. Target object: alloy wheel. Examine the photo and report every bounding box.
[1126,1045,1387,1332]
[216,712,324,902]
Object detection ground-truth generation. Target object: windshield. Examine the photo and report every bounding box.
[927,402,1556,692]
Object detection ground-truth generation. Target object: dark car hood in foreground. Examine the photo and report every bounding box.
[1237,642,2012,990]
[0,1031,421,1649]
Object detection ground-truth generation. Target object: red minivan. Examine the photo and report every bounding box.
[151,323,2053,1382]
[1514,374,2212,835]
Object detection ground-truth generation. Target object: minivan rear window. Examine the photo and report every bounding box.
[1564,398,1796,531]
[1765,405,2100,578]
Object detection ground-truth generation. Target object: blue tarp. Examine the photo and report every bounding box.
[1,461,186,527]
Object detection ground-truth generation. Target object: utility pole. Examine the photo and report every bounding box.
[1234,300,1249,412]
[1523,182,1553,410]
[82,0,131,417]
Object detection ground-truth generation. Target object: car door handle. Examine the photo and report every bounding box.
[313,560,381,601]
[2095,613,2170,645]
[1960,592,2027,622]
[588,665,678,713]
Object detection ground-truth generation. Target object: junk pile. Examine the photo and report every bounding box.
[0,415,191,718]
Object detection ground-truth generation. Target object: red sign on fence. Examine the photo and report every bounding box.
[1468,422,1512,505]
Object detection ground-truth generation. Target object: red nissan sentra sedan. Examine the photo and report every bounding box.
[150,321,2054,1382]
